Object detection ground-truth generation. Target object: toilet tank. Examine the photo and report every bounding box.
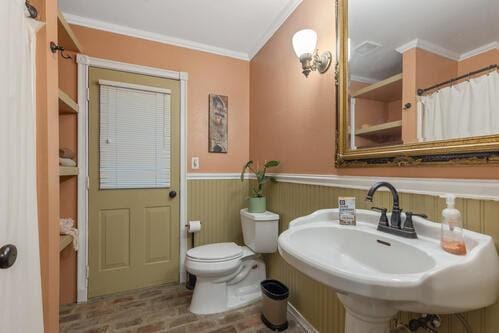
[240,209,279,253]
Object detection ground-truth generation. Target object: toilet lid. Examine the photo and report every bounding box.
[187,242,242,262]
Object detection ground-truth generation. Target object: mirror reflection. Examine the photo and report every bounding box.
[347,0,499,150]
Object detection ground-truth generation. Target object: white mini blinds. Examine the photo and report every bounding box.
[99,80,172,189]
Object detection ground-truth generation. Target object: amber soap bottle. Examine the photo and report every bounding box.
[440,194,467,255]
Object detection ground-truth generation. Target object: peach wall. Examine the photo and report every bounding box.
[33,0,60,331]
[387,100,402,122]
[250,0,499,179]
[71,25,250,173]
[415,48,458,89]
[458,49,499,75]
[250,0,335,173]
[354,99,387,128]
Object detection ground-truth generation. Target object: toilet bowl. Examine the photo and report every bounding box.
[186,209,279,315]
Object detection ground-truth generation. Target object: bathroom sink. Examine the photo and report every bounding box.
[278,209,499,332]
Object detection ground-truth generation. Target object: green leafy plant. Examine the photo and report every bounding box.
[241,160,280,198]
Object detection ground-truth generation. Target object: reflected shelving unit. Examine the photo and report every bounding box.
[350,73,403,149]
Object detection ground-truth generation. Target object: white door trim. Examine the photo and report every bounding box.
[76,55,188,303]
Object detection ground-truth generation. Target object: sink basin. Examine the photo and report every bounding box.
[278,209,499,333]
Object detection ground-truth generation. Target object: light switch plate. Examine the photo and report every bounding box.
[191,157,199,169]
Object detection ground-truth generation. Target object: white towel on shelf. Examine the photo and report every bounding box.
[60,218,79,251]
[59,157,77,167]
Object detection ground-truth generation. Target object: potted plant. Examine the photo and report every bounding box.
[241,160,280,213]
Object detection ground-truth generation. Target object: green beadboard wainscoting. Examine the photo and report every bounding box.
[188,179,249,248]
[263,181,499,333]
[188,178,499,332]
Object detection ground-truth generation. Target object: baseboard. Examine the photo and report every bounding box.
[288,302,318,333]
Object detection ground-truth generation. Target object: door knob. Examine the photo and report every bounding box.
[0,244,17,269]
[169,190,177,198]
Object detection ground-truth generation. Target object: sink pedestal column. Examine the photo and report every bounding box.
[338,294,398,333]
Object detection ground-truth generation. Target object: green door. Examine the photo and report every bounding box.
[88,67,180,297]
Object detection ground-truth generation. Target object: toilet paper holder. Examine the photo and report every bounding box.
[186,221,202,249]
[185,221,202,231]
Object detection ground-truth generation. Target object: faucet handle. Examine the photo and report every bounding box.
[404,212,427,233]
[371,207,389,226]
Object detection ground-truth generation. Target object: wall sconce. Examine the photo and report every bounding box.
[292,29,332,77]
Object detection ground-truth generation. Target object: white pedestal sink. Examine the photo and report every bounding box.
[278,209,499,333]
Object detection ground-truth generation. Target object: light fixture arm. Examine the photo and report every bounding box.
[299,49,332,77]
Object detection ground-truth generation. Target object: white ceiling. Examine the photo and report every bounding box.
[349,0,499,81]
[59,0,302,60]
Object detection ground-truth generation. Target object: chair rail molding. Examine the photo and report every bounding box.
[187,173,246,180]
[267,173,499,201]
[187,172,499,201]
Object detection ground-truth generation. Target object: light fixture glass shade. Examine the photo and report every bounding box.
[292,29,317,58]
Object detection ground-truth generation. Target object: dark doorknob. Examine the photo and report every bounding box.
[0,244,17,269]
[169,190,177,198]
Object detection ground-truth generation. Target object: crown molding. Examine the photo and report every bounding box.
[65,0,304,63]
[248,0,303,59]
[396,38,499,62]
[460,41,499,61]
[396,38,460,61]
[63,12,250,61]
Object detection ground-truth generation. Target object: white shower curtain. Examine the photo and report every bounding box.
[420,71,499,141]
[0,1,44,332]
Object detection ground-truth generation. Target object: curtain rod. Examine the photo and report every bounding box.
[25,0,38,19]
[417,64,498,96]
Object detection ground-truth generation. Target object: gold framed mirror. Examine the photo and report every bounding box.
[336,0,499,167]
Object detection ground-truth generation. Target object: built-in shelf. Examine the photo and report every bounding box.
[57,10,82,53]
[356,120,402,137]
[59,235,73,252]
[59,166,78,177]
[351,73,403,102]
[58,89,78,114]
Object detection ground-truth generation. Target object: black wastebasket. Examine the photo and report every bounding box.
[261,280,289,331]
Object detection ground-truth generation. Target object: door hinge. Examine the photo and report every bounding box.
[86,176,90,190]
[86,88,90,101]
[86,265,90,279]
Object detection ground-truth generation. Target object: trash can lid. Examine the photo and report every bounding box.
[261,279,289,300]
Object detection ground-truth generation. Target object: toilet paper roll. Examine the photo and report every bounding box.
[187,221,201,233]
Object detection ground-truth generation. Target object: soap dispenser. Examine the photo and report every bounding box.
[440,194,467,255]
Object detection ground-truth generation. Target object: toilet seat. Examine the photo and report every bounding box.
[186,242,242,263]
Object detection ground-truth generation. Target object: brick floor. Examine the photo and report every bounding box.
[60,284,308,333]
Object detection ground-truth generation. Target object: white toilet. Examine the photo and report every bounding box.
[185,209,279,315]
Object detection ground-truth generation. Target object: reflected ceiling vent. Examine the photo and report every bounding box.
[354,41,382,56]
